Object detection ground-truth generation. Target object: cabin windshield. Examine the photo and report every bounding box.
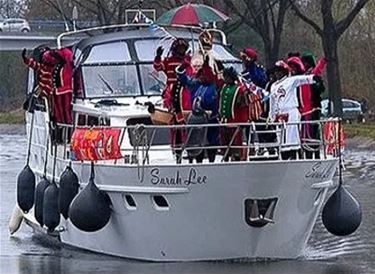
[81,65,140,97]
[135,39,237,61]
[79,38,241,98]
[81,42,142,98]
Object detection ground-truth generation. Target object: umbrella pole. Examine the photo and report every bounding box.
[190,28,195,53]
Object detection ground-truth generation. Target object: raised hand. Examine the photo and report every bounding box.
[156,46,164,57]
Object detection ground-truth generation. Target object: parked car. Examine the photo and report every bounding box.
[321,98,364,122]
[0,18,31,32]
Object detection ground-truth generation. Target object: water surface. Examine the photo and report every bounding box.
[1,134,374,274]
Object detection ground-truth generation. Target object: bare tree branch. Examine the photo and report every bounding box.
[223,18,244,33]
[336,0,370,37]
[290,1,323,36]
[267,0,277,33]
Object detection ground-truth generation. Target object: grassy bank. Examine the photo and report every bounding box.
[0,110,24,124]
[344,122,375,139]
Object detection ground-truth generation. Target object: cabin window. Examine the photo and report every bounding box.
[135,39,238,62]
[135,39,174,61]
[83,42,131,64]
[139,65,165,96]
[81,64,140,98]
[74,67,84,98]
[127,117,169,146]
[211,44,238,60]
[76,114,110,126]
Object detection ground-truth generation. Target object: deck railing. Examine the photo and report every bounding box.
[50,118,342,165]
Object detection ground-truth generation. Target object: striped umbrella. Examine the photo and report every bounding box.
[156,3,229,26]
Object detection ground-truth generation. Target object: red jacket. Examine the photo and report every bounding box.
[153,55,193,112]
[24,57,54,96]
[310,58,327,76]
[54,48,73,95]
[298,84,312,116]
[299,58,327,115]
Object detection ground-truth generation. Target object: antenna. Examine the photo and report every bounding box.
[72,6,78,31]
[56,0,70,32]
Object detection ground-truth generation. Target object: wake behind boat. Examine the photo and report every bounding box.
[11,17,362,261]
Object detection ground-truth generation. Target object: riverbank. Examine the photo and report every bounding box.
[1,122,374,150]
[0,109,24,124]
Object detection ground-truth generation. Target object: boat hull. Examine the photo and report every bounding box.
[24,110,339,261]
[27,159,337,261]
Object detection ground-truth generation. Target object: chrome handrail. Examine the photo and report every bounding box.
[57,23,150,48]
[57,23,228,49]
[49,118,341,165]
[56,118,340,129]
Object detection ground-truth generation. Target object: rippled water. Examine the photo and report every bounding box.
[1,134,374,274]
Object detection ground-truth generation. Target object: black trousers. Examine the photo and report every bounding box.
[305,110,321,159]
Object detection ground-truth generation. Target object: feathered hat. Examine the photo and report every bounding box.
[199,30,213,51]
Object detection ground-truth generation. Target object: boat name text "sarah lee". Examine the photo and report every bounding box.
[150,168,207,186]
[305,162,336,179]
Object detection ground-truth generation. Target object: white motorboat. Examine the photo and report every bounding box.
[14,23,356,261]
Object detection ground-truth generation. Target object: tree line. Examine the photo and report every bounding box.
[0,0,373,115]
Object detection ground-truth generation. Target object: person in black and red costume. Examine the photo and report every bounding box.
[153,38,192,163]
[52,48,74,125]
[23,47,74,143]
[153,38,193,116]
[22,47,54,98]
[22,47,74,125]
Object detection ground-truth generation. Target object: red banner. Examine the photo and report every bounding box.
[323,121,345,155]
[71,128,122,161]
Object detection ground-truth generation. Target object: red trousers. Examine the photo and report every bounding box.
[53,93,73,124]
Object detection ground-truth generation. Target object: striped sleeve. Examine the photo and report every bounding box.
[24,57,41,71]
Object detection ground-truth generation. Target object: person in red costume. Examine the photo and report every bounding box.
[23,47,74,125]
[219,67,248,161]
[52,48,74,125]
[153,38,192,163]
[153,38,192,119]
[301,52,327,159]
[22,47,54,97]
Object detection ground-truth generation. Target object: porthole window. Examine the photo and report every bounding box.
[123,194,137,210]
[152,195,169,210]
